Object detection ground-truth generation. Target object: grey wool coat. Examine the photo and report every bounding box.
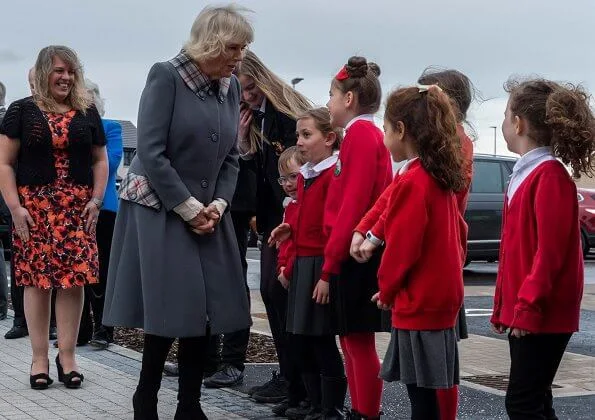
[102,60,251,338]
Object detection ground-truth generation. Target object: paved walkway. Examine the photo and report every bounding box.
[0,317,274,420]
[251,283,595,398]
[1,280,593,418]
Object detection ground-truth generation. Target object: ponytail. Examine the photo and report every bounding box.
[385,86,465,191]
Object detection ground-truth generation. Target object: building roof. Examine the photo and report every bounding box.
[114,120,137,149]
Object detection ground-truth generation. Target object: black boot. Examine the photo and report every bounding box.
[174,336,209,420]
[133,388,159,420]
[134,334,175,420]
[345,409,363,419]
[321,376,347,419]
[292,373,321,420]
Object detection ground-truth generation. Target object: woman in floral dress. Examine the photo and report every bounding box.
[0,45,107,389]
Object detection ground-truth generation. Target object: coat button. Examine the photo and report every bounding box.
[201,179,209,188]
[210,133,219,142]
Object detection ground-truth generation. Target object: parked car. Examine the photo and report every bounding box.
[577,188,595,256]
[464,154,517,265]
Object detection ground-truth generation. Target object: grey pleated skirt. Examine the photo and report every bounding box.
[380,328,460,389]
[286,256,334,335]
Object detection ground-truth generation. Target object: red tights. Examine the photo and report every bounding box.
[340,333,382,418]
[436,385,459,420]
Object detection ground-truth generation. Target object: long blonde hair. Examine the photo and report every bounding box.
[34,45,91,113]
[184,4,254,63]
[238,50,312,154]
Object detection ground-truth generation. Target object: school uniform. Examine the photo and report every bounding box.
[378,158,465,393]
[277,198,298,283]
[286,156,337,336]
[358,125,473,343]
[251,99,298,381]
[284,154,345,414]
[491,148,583,419]
[322,116,392,334]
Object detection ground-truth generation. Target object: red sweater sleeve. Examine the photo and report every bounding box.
[322,125,382,279]
[355,178,393,236]
[378,178,428,304]
[512,171,578,331]
[276,203,298,278]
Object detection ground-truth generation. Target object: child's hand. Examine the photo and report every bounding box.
[278,268,289,290]
[510,328,530,338]
[371,292,392,311]
[491,323,507,334]
[312,280,330,305]
[359,239,378,262]
[350,232,366,262]
[268,223,291,247]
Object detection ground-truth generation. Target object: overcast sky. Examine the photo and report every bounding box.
[1,0,593,155]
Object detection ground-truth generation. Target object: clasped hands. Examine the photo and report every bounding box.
[188,203,221,235]
[350,232,379,263]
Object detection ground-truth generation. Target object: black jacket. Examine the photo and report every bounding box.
[0,97,106,186]
[254,101,298,234]
[231,158,257,214]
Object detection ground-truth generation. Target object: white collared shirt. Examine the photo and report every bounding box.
[345,114,375,131]
[300,152,339,180]
[397,157,420,175]
[507,147,556,202]
[283,197,296,208]
[257,96,267,134]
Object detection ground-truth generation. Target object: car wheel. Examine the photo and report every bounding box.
[581,229,589,257]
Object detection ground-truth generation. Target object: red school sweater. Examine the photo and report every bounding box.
[293,167,335,256]
[491,161,583,333]
[356,125,474,240]
[378,160,466,330]
[277,200,299,281]
[322,120,392,280]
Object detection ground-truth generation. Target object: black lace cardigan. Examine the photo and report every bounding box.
[0,97,106,186]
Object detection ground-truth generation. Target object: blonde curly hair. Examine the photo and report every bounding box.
[34,45,91,114]
[184,4,254,63]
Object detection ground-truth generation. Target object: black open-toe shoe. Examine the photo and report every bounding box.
[30,361,54,390]
[55,355,84,389]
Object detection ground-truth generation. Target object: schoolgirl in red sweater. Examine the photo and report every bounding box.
[324,56,392,419]
[352,69,476,420]
[372,85,467,420]
[270,108,346,418]
[491,78,594,420]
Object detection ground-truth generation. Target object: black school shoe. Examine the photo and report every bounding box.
[4,325,28,339]
[283,400,312,419]
[203,364,244,388]
[248,370,280,396]
[252,372,289,403]
[89,326,114,350]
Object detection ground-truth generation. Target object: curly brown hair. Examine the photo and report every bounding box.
[332,56,382,114]
[385,86,466,191]
[505,78,595,178]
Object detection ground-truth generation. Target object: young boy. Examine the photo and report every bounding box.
[268,146,310,417]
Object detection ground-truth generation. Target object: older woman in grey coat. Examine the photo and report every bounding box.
[102,5,253,420]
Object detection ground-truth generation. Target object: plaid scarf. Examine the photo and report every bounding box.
[168,52,231,103]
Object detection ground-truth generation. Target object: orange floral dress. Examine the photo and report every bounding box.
[13,111,99,289]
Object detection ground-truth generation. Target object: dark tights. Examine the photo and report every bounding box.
[135,333,209,419]
[406,384,439,420]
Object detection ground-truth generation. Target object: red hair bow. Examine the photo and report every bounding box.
[335,66,349,81]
